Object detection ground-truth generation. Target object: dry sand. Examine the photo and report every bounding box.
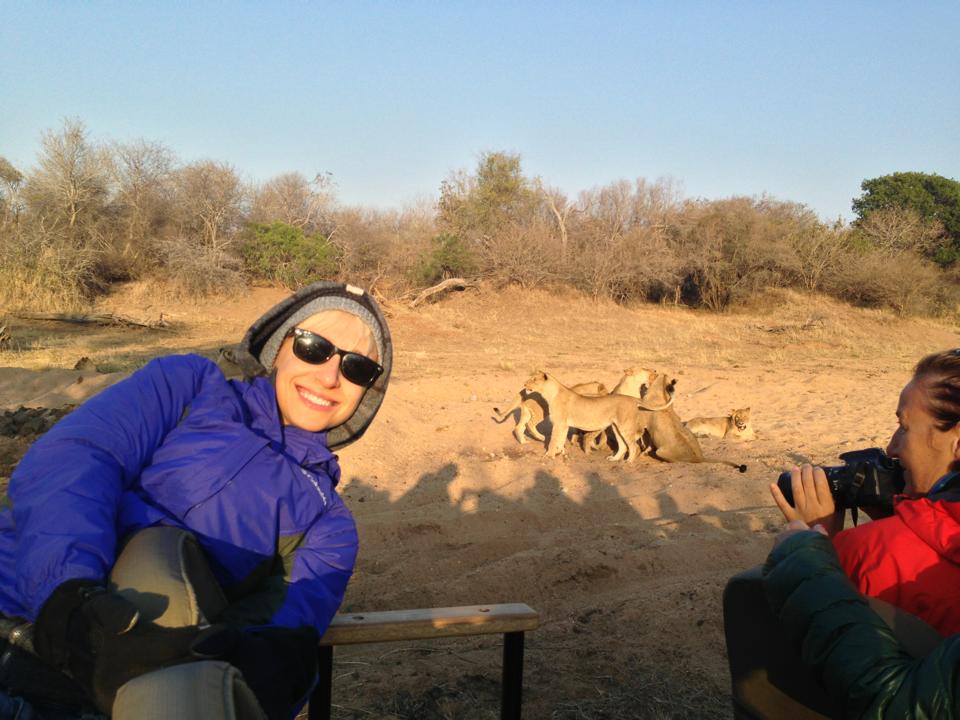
[2,283,958,719]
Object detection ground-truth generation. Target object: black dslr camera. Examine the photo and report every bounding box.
[776,447,904,512]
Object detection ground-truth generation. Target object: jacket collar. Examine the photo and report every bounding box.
[928,470,960,500]
[242,376,335,469]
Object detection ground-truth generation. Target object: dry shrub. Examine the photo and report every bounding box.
[334,204,437,292]
[157,236,244,299]
[0,229,98,311]
[784,223,852,292]
[567,228,682,303]
[667,197,813,310]
[479,218,561,289]
[333,207,402,284]
[827,248,944,316]
[936,265,960,319]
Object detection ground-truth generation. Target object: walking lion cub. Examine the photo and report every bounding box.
[493,381,608,445]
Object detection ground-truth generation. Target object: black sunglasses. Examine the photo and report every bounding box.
[287,328,383,387]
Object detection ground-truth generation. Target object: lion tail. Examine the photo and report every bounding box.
[493,394,523,422]
[705,457,748,472]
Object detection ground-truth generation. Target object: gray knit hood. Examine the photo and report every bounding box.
[223,281,392,451]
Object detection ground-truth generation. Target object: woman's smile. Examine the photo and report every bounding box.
[297,385,336,410]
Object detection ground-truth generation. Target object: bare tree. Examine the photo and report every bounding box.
[23,119,110,242]
[788,222,851,291]
[108,139,176,274]
[330,205,393,279]
[575,177,681,246]
[174,161,245,262]
[250,171,336,232]
[540,184,574,262]
[0,156,24,230]
[856,206,945,257]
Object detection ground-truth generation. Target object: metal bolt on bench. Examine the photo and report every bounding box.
[310,603,540,720]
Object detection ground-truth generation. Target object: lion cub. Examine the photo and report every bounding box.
[582,366,656,452]
[523,371,672,461]
[494,381,608,445]
[684,408,754,440]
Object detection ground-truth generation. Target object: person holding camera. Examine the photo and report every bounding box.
[0,282,392,720]
[770,348,960,636]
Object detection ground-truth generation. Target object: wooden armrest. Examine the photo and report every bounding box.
[319,603,540,646]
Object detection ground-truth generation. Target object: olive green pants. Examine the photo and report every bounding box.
[108,526,265,720]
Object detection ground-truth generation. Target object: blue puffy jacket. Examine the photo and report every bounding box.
[0,354,358,635]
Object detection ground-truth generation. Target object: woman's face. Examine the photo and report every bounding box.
[273,310,377,433]
[886,378,960,496]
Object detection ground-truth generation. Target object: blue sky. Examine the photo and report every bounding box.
[2,1,958,221]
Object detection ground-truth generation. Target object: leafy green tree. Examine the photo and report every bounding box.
[241,222,339,289]
[437,151,538,246]
[852,172,960,264]
[414,233,475,285]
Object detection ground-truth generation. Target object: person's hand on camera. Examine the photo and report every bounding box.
[770,464,844,537]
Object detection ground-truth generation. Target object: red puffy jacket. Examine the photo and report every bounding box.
[833,496,960,636]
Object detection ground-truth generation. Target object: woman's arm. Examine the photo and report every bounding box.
[9,354,226,618]
[216,496,358,635]
[764,531,960,718]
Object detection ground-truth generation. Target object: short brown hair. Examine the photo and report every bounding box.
[913,349,960,431]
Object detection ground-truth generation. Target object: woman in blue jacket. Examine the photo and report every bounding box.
[0,281,392,720]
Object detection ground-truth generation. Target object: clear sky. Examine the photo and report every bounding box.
[2,1,958,222]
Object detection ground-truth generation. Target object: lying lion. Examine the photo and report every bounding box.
[684,408,754,440]
[641,375,747,472]
[523,371,672,461]
[493,381,608,445]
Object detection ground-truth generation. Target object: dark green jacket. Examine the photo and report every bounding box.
[763,531,960,718]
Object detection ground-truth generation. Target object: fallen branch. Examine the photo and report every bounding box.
[11,312,173,330]
[408,278,475,308]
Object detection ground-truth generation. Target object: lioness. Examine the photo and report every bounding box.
[641,375,747,471]
[523,371,673,461]
[493,381,608,445]
[611,366,657,397]
[684,408,754,440]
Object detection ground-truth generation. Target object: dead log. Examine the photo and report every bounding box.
[11,312,172,330]
[408,278,475,308]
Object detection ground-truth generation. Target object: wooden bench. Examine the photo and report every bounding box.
[310,603,540,720]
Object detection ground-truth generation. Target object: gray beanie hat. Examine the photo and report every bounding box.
[257,294,385,371]
[231,281,393,450]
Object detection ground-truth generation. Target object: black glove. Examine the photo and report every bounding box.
[34,580,138,670]
[35,580,206,713]
[192,625,320,720]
